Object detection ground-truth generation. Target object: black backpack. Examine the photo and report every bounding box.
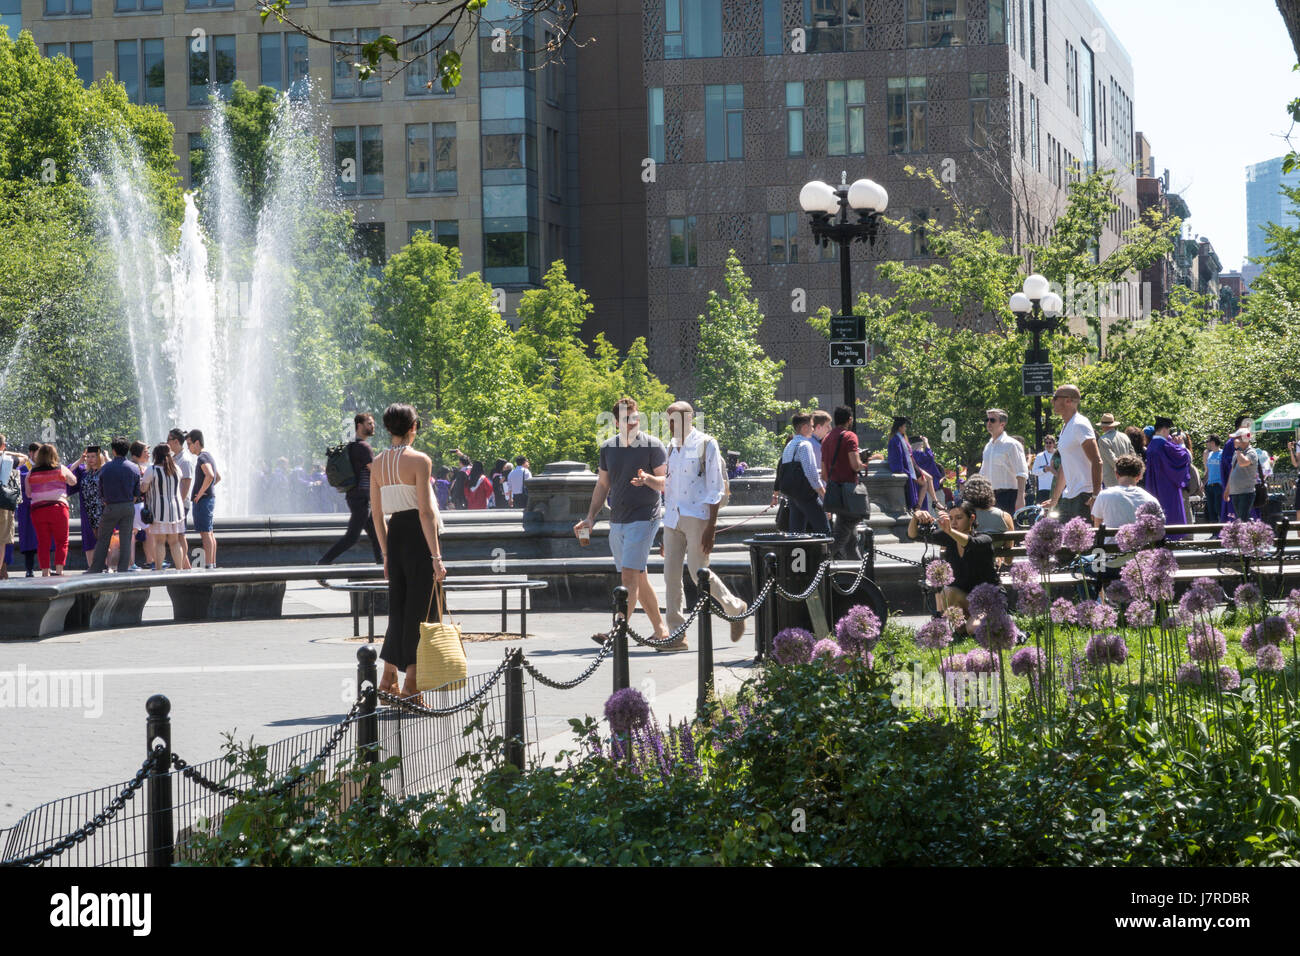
[325,442,357,492]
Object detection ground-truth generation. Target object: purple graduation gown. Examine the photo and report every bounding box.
[887,432,919,510]
[1145,435,1191,537]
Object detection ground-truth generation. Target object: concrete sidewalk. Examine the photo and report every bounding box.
[0,580,763,829]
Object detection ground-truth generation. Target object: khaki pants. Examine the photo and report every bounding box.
[663,514,746,632]
[0,507,14,547]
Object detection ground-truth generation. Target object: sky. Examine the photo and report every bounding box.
[1090,0,1298,271]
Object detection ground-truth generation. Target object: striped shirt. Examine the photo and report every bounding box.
[142,465,186,524]
[27,465,76,508]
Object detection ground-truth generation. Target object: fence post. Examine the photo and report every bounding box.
[861,523,875,580]
[696,568,714,718]
[505,648,525,771]
[613,585,630,692]
[758,552,779,660]
[357,646,378,776]
[145,694,173,868]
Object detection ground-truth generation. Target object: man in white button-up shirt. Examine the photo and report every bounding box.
[633,402,747,646]
[980,408,1028,515]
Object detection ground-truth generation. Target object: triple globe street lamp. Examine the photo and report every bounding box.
[1008,273,1064,453]
[799,175,888,426]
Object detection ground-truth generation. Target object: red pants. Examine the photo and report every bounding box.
[31,502,70,570]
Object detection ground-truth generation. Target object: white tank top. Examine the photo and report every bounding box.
[377,446,423,515]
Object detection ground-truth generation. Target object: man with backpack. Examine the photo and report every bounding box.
[319,412,383,565]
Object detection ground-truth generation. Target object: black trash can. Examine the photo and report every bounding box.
[745,532,834,659]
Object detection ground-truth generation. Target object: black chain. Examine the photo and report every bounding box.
[1,747,159,867]
[707,575,776,622]
[172,698,365,800]
[521,634,615,689]
[772,558,833,601]
[626,593,709,647]
[875,548,924,568]
[828,553,873,595]
[376,655,512,716]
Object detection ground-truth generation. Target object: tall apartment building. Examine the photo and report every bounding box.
[1243,155,1300,286]
[580,0,1139,405]
[19,0,576,301]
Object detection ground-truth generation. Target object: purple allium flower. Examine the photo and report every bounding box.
[1061,517,1095,553]
[1262,615,1295,645]
[964,648,1000,673]
[1010,646,1046,678]
[1179,578,1223,617]
[1085,632,1129,666]
[1234,582,1262,608]
[1175,661,1203,686]
[1074,600,1118,630]
[1136,500,1164,521]
[604,688,651,734]
[1121,548,1176,603]
[1241,623,1265,654]
[1008,562,1038,588]
[973,610,1019,651]
[1126,599,1156,627]
[1215,666,1242,691]
[939,653,967,674]
[1288,588,1300,611]
[1256,644,1286,673]
[942,605,967,629]
[835,604,882,653]
[810,638,842,667]
[1051,597,1076,624]
[1186,623,1227,663]
[1285,605,1300,633]
[1104,580,1133,606]
[1115,524,1142,553]
[916,617,954,650]
[1241,520,1277,559]
[1219,521,1243,552]
[925,559,955,589]
[1016,582,1049,616]
[772,627,816,665]
[1135,511,1166,545]
[1025,517,1064,571]
[967,582,1007,617]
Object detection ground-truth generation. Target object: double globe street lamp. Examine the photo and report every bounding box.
[800,176,888,423]
[1008,273,1064,452]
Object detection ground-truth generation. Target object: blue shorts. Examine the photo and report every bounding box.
[608,518,660,572]
[191,495,215,533]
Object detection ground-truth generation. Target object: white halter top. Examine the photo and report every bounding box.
[377,446,422,515]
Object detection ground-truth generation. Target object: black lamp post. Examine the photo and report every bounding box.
[800,175,888,427]
[1009,274,1063,452]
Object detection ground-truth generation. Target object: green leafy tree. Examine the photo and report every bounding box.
[695,251,796,466]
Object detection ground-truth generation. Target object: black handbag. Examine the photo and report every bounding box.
[823,432,869,517]
[0,460,18,511]
[775,496,791,531]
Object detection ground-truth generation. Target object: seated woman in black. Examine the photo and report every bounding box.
[907,500,999,630]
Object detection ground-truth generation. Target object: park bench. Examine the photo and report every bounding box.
[325,577,548,641]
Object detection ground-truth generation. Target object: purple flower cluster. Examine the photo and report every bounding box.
[925,560,955,589]
[1126,599,1156,627]
[1050,597,1075,624]
[772,627,815,665]
[1103,580,1133,606]
[1008,562,1038,588]
[1233,582,1262,608]
[1256,644,1286,673]
[1010,646,1046,678]
[1073,600,1119,630]
[604,688,651,734]
[967,583,1007,618]
[1221,520,1277,558]
[973,611,1019,651]
[810,637,845,672]
[1215,666,1242,691]
[1120,547,1176,603]
[1186,623,1227,662]
[942,605,967,630]
[1085,632,1129,666]
[835,605,882,653]
[964,648,1000,673]
[1243,616,1295,653]
[1179,578,1224,617]
[1175,662,1202,686]
[916,617,954,650]
[940,653,967,674]
[1025,517,1064,571]
[1016,583,1049,616]
[1114,524,1142,553]
[1061,517,1095,553]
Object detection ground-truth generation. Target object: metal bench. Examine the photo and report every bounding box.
[327,578,548,642]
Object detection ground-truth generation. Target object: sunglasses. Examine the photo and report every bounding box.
[985,418,999,424]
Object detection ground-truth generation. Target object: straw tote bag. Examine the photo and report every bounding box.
[416,580,467,692]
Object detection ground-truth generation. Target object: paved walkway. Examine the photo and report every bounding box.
[0,581,770,829]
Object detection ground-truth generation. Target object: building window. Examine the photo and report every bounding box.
[988,0,1006,44]
[186,0,233,7]
[1017,0,1025,56]
[664,0,722,59]
[354,223,386,266]
[407,26,452,95]
[332,28,381,99]
[887,76,927,154]
[406,122,457,194]
[547,222,563,265]
[911,208,933,257]
[188,131,206,188]
[409,220,459,249]
[906,0,966,49]
[479,32,524,72]
[483,219,537,284]
[1028,0,1035,68]
[44,0,92,14]
[806,0,866,53]
[763,0,783,53]
[116,0,162,11]
[335,125,384,196]
[705,84,743,161]
[547,127,562,199]
[543,30,560,102]
[668,216,698,266]
[47,42,94,85]
[259,33,309,99]
[188,34,234,105]
[1041,0,1048,82]
[648,87,665,164]
[1080,40,1095,174]
[117,38,164,105]
[1029,93,1039,171]
[827,79,865,156]
[786,82,804,157]
[768,212,800,263]
[1017,80,1025,158]
[969,72,988,148]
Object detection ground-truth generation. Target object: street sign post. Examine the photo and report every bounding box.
[829,342,868,367]
[1022,363,1054,397]
[829,315,866,341]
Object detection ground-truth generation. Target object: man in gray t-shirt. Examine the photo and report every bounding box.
[575,399,673,646]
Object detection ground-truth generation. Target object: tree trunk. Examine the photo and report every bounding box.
[1279,1,1300,62]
